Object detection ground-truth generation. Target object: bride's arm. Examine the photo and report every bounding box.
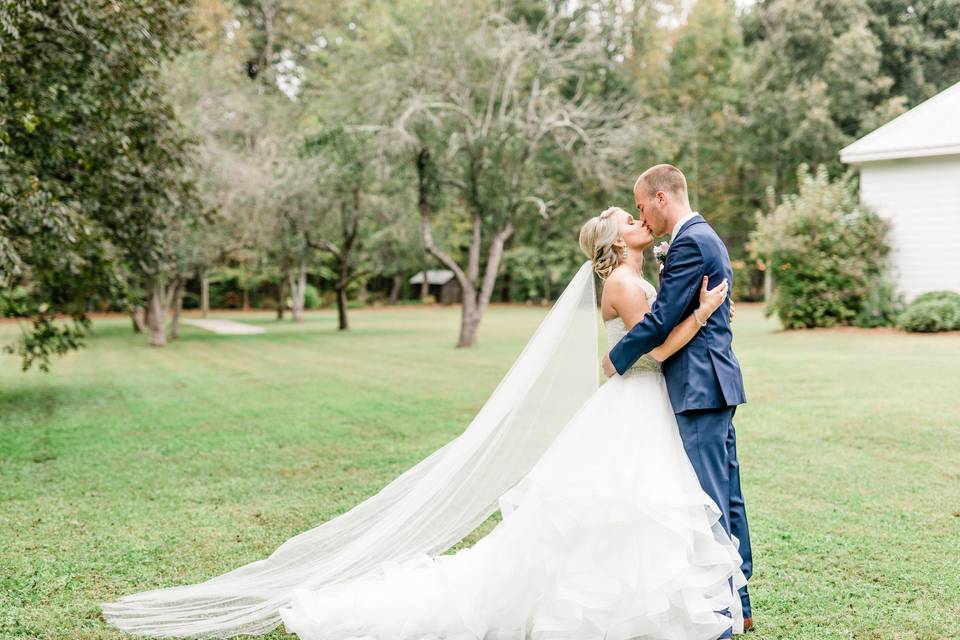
[611,276,728,363]
[648,276,727,362]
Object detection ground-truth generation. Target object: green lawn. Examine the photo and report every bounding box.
[1,304,958,640]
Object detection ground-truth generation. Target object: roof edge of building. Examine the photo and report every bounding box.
[841,144,960,165]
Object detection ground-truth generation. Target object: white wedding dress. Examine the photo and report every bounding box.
[278,280,747,640]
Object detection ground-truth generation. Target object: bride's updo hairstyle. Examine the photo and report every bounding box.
[579,206,626,280]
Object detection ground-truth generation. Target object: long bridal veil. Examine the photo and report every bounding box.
[102,261,601,638]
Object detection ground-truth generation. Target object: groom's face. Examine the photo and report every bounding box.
[634,186,668,237]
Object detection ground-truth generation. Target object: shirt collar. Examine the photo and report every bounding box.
[671,211,699,242]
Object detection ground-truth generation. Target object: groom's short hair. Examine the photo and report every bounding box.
[635,164,689,202]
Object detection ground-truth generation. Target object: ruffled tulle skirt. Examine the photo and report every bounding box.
[279,372,746,640]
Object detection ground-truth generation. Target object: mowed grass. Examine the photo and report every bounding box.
[1,304,958,640]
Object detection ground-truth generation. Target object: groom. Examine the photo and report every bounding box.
[601,164,754,634]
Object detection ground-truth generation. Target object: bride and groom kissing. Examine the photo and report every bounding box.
[103,164,755,640]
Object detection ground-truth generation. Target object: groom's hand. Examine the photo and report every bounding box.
[601,353,616,378]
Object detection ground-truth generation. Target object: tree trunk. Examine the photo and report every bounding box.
[242,287,250,311]
[334,253,350,331]
[148,281,168,347]
[388,273,402,305]
[170,281,185,341]
[130,307,145,333]
[288,263,307,322]
[457,291,480,348]
[276,277,286,320]
[499,234,515,302]
[453,223,513,348]
[200,272,210,318]
[416,145,515,348]
[336,285,349,330]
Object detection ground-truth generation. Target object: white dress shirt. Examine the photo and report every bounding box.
[671,211,700,242]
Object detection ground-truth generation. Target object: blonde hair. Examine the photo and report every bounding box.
[579,206,626,280]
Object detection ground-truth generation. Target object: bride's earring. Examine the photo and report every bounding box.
[621,243,628,260]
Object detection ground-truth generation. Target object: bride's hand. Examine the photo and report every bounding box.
[697,276,729,318]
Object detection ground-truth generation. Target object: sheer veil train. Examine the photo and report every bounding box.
[102,261,601,638]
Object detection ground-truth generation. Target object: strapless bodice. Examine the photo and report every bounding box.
[603,278,662,377]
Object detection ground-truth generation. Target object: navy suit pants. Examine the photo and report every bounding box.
[675,406,753,634]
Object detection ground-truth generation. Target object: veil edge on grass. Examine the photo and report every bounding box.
[102,261,601,638]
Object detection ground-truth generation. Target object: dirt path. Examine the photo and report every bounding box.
[181,319,266,335]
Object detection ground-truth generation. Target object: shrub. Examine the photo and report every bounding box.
[0,286,30,317]
[181,292,200,310]
[896,297,960,333]
[912,290,960,306]
[749,165,892,329]
[303,284,320,310]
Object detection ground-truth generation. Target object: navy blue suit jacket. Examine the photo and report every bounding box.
[609,214,746,413]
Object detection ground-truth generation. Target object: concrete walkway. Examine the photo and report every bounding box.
[181,319,266,335]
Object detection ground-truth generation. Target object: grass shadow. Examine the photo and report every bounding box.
[0,385,67,423]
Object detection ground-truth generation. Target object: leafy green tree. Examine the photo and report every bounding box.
[304,128,392,329]
[166,0,311,321]
[351,2,640,347]
[660,0,751,250]
[737,0,960,202]
[0,0,196,367]
[867,0,960,104]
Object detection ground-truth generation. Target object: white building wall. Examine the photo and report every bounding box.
[858,154,960,301]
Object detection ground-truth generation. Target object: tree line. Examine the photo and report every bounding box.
[2,0,959,369]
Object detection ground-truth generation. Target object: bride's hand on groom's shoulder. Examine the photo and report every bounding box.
[698,276,729,318]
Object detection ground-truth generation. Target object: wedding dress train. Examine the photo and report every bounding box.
[102,264,746,640]
[278,312,747,640]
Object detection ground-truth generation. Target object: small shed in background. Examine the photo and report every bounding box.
[840,81,960,301]
[409,270,462,304]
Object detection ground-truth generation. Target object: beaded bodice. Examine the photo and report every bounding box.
[604,278,662,377]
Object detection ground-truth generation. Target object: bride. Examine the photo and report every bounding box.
[102,206,747,640]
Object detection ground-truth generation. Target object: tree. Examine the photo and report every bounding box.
[355,4,639,347]
[660,0,747,239]
[165,13,304,323]
[867,0,960,105]
[0,0,196,368]
[305,129,387,330]
[741,0,906,199]
[264,150,326,323]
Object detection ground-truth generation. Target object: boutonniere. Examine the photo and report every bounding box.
[653,241,670,272]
